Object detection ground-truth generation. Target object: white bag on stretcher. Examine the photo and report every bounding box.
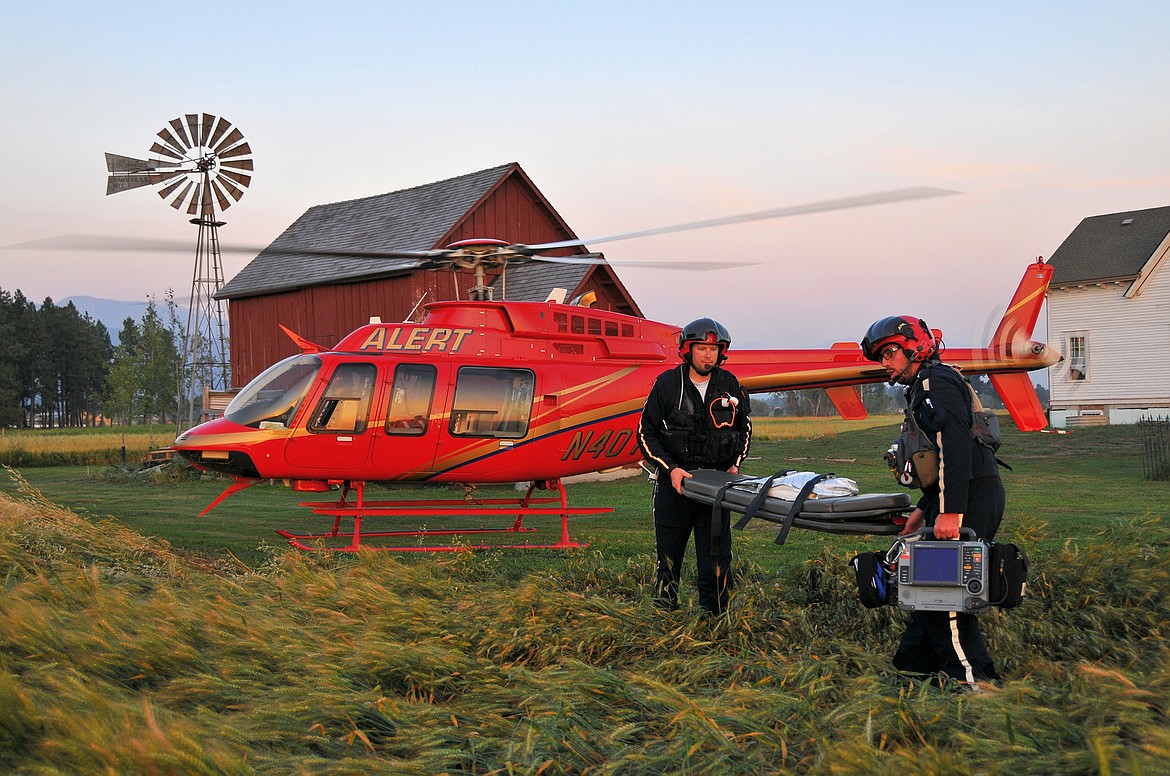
[764,471,860,500]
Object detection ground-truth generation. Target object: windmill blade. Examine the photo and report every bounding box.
[186,114,202,147]
[164,179,194,210]
[214,173,246,202]
[525,186,959,252]
[206,115,232,149]
[209,178,232,212]
[148,142,186,162]
[186,182,204,215]
[201,112,217,146]
[169,117,192,150]
[218,141,252,161]
[219,169,252,188]
[156,127,188,158]
[213,127,245,155]
[157,176,188,200]
[220,157,254,172]
[164,180,193,209]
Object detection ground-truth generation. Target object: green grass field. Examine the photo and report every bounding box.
[1,420,1167,773]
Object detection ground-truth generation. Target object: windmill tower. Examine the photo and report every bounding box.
[105,113,253,427]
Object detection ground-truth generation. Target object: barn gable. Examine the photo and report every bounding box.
[218,163,642,385]
[1046,205,1170,427]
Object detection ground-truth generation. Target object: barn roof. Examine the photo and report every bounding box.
[1048,205,1170,287]
[490,261,592,302]
[218,163,528,299]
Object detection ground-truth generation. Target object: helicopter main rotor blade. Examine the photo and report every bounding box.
[526,253,756,271]
[2,234,443,261]
[3,234,266,254]
[522,186,959,252]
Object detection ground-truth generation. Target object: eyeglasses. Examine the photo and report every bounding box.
[878,345,902,362]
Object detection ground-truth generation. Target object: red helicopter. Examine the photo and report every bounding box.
[172,210,1060,551]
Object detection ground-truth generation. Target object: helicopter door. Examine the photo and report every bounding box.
[370,363,444,478]
[284,362,379,471]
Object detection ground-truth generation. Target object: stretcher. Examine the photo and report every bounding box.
[681,469,911,546]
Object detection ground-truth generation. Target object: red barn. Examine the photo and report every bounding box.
[217,163,641,386]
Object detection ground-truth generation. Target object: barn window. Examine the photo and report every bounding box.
[1068,335,1087,381]
[309,363,377,434]
[449,367,535,438]
[386,364,437,436]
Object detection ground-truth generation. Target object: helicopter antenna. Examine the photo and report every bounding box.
[105,113,253,430]
[406,292,429,322]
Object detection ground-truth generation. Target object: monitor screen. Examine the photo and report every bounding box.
[912,545,960,584]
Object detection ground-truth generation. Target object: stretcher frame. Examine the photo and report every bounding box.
[681,469,911,545]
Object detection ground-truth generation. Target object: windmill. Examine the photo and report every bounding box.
[105,113,253,426]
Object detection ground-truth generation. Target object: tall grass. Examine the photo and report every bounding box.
[0,427,166,467]
[2,470,1167,774]
[749,415,903,442]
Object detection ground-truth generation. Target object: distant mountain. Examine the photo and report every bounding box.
[61,296,188,341]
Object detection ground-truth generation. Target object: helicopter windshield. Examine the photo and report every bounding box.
[224,354,322,429]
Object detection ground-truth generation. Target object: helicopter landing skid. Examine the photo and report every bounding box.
[276,479,610,551]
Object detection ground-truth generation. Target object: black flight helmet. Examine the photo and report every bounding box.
[679,317,732,365]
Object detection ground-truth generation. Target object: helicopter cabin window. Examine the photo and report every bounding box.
[386,364,437,435]
[450,367,535,439]
[309,363,377,434]
[224,354,321,429]
[1067,334,1087,381]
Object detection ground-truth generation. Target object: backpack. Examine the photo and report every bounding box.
[886,370,1003,489]
[988,541,1029,608]
[849,551,892,608]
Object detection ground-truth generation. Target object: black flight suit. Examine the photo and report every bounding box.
[638,364,752,615]
[895,359,1004,684]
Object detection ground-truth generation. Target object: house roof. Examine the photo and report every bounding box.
[217,163,521,299]
[1048,205,1170,287]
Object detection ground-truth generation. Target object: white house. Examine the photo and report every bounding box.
[1047,205,1170,428]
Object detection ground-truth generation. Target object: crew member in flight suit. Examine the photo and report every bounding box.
[638,318,752,616]
[862,315,1004,686]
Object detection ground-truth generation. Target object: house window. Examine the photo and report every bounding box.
[449,367,535,438]
[386,364,436,435]
[1068,335,1087,381]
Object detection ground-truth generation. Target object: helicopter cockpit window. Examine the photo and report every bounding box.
[386,364,437,436]
[450,367,535,439]
[308,363,377,434]
[224,354,321,429]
